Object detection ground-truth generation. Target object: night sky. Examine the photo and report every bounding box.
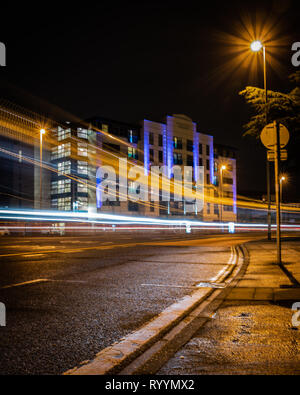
[1,0,300,197]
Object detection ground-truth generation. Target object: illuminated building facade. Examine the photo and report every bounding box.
[50,114,237,222]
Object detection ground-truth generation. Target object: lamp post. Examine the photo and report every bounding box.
[280,176,285,204]
[250,40,271,240]
[220,165,226,224]
[40,129,46,209]
[280,175,286,225]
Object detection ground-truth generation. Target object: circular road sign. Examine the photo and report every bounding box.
[260,123,290,149]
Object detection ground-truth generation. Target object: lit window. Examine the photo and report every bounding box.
[78,143,88,156]
[128,181,139,194]
[77,161,88,175]
[57,197,71,211]
[57,126,71,141]
[173,153,183,165]
[78,196,88,211]
[77,128,88,139]
[51,181,58,195]
[52,143,71,159]
[173,137,182,150]
[102,124,109,133]
[57,161,71,175]
[78,182,88,193]
[128,147,138,159]
[51,179,71,195]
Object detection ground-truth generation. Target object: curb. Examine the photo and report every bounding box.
[64,245,248,375]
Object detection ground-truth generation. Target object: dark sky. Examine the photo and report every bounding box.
[1,0,300,196]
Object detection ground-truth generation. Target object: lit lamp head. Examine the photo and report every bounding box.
[250,40,263,52]
[221,165,226,171]
[40,128,46,135]
[280,176,286,182]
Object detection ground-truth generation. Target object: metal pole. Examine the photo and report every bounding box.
[274,121,282,264]
[263,46,272,241]
[280,180,282,204]
[280,179,283,225]
[220,168,223,224]
[40,131,43,209]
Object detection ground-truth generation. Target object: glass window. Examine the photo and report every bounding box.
[77,128,88,139]
[52,143,71,160]
[78,142,88,156]
[57,161,71,175]
[206,145,210,156]
[223,177,233,185]
[128,147,138,159]
[158,134,163,147]
[150,149,154,162]
[51,181,58,195]
[149,133,154,145]
[159,150,163,163]
[128,181,138,194]
[58,179,71,194]
[199,144,203,155]
[173,153,183,165]
[77,196,88,211]
[102,124,109,133]
[128,129,138,144]
[51,179,71,194]
[57,127,71,141]
[187,140,193,152]
[77,161,88,175]
[173,137,182,150]
[187,155,193,166]
[78,182,88,193]
[57,197,71,211]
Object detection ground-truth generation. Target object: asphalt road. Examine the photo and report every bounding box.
[0,232,261,374]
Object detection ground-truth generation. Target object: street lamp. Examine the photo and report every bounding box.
[220,165,226,224]
[40,129,46,209]
[250,40,271,240]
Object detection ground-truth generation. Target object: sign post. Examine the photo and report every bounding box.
[274,122,282,264]
[260,122,290,265]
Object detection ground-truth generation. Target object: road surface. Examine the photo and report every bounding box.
[0,232,261,374]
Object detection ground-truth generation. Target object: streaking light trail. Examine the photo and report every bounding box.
[0,209,300,232]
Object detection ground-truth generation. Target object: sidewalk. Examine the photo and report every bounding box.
[158,239,300,375]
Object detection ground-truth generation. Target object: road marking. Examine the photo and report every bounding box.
[196,282,225,289]
[0,236,251,259]
[209,246,235,283]
[1,279,49,289]
[141,283,196,289]
[21,254,46,258]
[48,279,87,284]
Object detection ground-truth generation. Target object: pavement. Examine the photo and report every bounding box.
[0,232,257,375]
[158,238,300,375]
